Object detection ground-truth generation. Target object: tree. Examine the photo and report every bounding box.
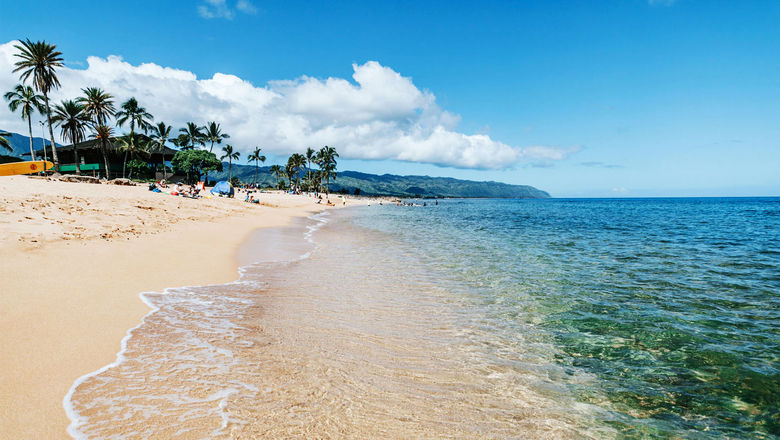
[269,164,284,189]
[79,88,115,172]
[116,97,154,178]
[150,122,172,179]
[171,149,222,183]
[52,100,90,174]
[4,84,45,161]
[205,121,229,153]
[127,159,151,178]
[171,133,192,150]
[247,147,266,186]
[286,153,306,191]
[305,147,316,191]
[316,146,339,196]
[90,124,114,179]
[221,144,240,180]
[12,39,64,172]
[116,136,151,179]
[179,122,205,150]
[0,131,11,153]
[77,87,114,126]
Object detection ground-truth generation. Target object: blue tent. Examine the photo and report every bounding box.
[210,180,234,197]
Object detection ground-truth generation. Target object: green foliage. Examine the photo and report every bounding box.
[127,159,151,177]
[77,87,114,125]
[12,39,63,95]
[171,149,222,183]
[52,99,90,144]
[179,122,205,149]
[316,146,338,194]
[286,153,306,188]
[0,131,11,152]
[5,84,45,122]
[229,176,241,187]
[13,39,64,171]
[116,97,153,134]
[353,188,361,196]
[205,122,229,152]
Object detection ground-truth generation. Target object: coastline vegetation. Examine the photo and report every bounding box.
[3,39,339,191]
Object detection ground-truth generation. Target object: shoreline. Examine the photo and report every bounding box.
[0,176,358,438]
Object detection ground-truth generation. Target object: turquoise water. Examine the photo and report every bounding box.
[352,198,780,438]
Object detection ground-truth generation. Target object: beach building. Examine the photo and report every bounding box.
[29,135,178,179]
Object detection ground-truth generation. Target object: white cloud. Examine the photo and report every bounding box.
[0,41,576,169]
[198,0,258,19]
[236,0,258,15]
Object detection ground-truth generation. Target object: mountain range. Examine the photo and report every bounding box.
[212,164,549,198]
[1,131,58,159]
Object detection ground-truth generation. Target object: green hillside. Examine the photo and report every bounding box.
[212,163,550,198]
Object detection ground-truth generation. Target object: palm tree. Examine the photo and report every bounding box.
[116,97,154,178]
[286,153,306,191]
[205,121,229,153]
[77,87,115,126]
[12,39,64,172]
[269,164,284,189]
[221,144,240,180]
[4,84,45,161]
[116,97,153,134]
[179,122,205,150]
[316,146,339,196]
[150,122,172,180]
[172,133,192,150]
[305,147,316,191]
[0,131,11,153]
[78,88,115,173]
[91,124,114,179]
[52,100,90,175]
[116,136,150,179]
[247,147,266,187]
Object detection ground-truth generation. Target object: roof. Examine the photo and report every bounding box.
[31,134,178,155]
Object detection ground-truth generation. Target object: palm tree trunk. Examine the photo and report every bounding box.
[254,162,258,186]
[26,117,35,162]
[123,151,128,179]
[43,93,60,173]
[202,141,213,184]
[73,144,81,175]
[101,141,111,179]
[229,160,232,180]
[161,151,166,180]
[71,128,82,175]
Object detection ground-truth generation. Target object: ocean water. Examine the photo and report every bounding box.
[67,198,779,439]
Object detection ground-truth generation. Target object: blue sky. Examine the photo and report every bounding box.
[1,0,779,197]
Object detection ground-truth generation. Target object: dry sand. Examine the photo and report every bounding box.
[0,175,360,438]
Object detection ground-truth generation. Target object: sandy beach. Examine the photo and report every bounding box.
[0,175,356,438]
